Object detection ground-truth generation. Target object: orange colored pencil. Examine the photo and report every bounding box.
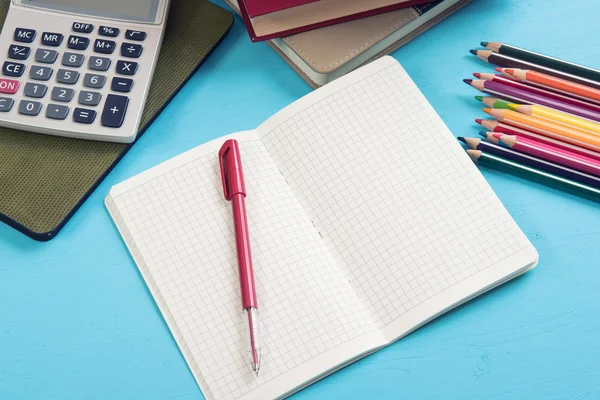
[501,68,600,104]
[483,108,600,150]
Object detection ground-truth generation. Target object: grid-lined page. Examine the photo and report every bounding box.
[258,56,537,337]
[106,132,383,400]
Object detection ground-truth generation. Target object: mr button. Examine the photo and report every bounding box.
[41,32,64,47]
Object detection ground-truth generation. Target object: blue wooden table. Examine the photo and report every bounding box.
[2,0,600,398]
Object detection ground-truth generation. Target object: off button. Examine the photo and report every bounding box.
[72,22,94,34]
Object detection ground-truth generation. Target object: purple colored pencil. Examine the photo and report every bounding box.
[475,73,600,113]
[465,79,600,123]
[460,137,600,189]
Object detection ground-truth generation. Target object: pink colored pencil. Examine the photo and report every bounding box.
[498,134,600,176]
[477,119,600,162]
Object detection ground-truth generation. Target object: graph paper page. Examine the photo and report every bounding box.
[106,131,385,400]
[258,56,538,340]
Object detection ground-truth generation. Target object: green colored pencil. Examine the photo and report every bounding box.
[467,149,600,202]
[474,96,514,110]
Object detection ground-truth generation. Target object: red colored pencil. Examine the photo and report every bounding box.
[476,119,600,161]
[498,134,600,176]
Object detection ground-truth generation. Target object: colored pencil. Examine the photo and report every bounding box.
[481,42,600,83]
[466,149,600,202]
[482,108,600,149]
[501,68,600,104]
[459,137,600,188]
[464,78,600,122]
[476,119,600,161]
[474,72,600,114]
[498,134,600,177]
[475,96,513,109]
[479,131,500,144]
[470,50,600,90]
[510,104,600,135]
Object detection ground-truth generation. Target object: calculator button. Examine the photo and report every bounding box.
[41,32,64,47]
[46,104,70,120]
[0,97,14,112]
[0,78,20,94]
[88,56,111,71]
[35,49,58,64]
[62,52,85,67]
[94,39,116,54]
[125,30,146,41]
[78,90,102,106]
[99,26,120,37]
[8,45,30,60]
[19,100,42,116]
[84,73,106,89]
[56,69,79,85]
[101,94,128,128]
[73,107,96,124]
[111,77,133,92]
[24,82,47,98]
[67,35,90,51]
[116,60,138,76]
[30,65,53,81]
[14,28,35,43]
[72,22,94,34]
[120,43,143,58]
[3,62,25,77]
[51,87,74,102]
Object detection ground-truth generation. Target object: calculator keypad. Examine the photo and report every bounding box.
[1,21,149,141]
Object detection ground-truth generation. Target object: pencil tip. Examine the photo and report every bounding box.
[482,108,492,113]
[494,67,502,73]
[475,95,483,101]
[457,136,466,143]
[473,72,481,78]
[505,68,515,75]
[469,49,477,56]
[480,41,489,47]
[478,131,487,137]
[475,118,483,124]
[463,78,473,85]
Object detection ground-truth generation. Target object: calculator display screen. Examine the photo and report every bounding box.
[21,0,162,23]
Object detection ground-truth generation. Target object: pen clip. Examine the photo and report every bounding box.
[218,139,246,201]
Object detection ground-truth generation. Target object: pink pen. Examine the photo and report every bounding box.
[219,139,261,375]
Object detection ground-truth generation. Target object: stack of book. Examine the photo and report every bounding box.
[226,0,472,87]
[463,42,600,202]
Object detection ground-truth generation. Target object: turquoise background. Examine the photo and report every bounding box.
[2,0,600,398]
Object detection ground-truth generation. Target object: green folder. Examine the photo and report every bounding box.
[0,0,233,240]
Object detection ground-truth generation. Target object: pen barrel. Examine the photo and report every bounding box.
[231,194,258,308]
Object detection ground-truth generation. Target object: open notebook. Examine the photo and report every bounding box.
[106,56,538,400]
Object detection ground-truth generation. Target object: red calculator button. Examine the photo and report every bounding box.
[0,78,19,94]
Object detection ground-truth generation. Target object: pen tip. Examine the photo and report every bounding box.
[469,49,477,55]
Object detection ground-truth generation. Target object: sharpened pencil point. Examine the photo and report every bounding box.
[475,95,483,101]
[463,79,473,85]
[478,131,487,137]
[480,41,489,47]
[494,67,502,73]
[482,108,492,113]
[473,72,481,78]
[469,49,477,56]
[505,68,515,75]
[475,118,483,124]
[457,136,466,143]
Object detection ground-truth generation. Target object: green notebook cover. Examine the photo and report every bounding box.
[0,0,233,241]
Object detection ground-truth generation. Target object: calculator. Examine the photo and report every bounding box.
[0,0,170,143]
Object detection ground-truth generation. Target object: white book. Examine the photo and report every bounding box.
[106,56,538,400]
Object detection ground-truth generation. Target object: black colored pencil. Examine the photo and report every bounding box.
[466,149,600,202]
[482,41,600,83]
[458,137,600,189]
[470,50,600,91]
